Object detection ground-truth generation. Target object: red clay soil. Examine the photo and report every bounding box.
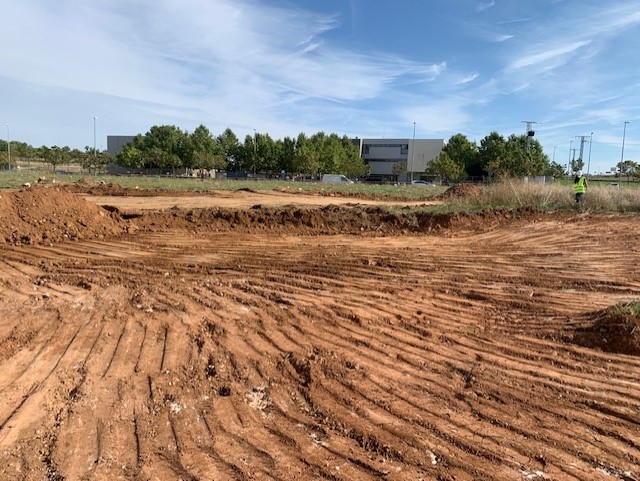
[0,187,125,245]
[0,186,639,481]
[571,303,640,355]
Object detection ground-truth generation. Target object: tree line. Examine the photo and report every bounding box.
[115,125,370,178]
[2,126,636,180]
[0,140,109,171]
[426,132,566,182]
[114,125,568,180]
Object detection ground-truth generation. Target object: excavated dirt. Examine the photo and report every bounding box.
[571,303,640,355]
[1,185,639,481]
[0,187,125,245]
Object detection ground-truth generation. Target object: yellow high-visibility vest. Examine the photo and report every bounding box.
[574,176,586,194]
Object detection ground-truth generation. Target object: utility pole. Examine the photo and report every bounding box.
[93,117,97,175]
[5,124,9,169]
[253,129,257,177]
[521,121,538,152]
[410,121,416,184]
[575,135,589,172]
[587,132,593,177]
[621,121,630,166]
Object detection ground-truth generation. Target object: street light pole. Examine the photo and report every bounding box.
[253,129,257,177]
[568,140,574,174]
[552,145,557,164]
[5,124,9,169]
[620,121,630,167]
[410,121,416,184]
[93,116,98,175]
[587,132,593,177]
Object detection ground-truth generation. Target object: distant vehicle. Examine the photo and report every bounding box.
[411,180,436,186]
[322,174,354,184]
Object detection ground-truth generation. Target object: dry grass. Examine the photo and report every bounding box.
[449,179,640,212]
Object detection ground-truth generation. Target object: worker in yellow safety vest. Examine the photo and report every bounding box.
[573,170,588,203]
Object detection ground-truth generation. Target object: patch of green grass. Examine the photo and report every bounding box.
[0,169,447,200]
[4,170,640,214]
[611,301,640,317]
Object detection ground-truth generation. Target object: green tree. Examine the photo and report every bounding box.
[337,135,369,178]
[238,134,258,173]
[392,160,408,176]
[485,134,550,178]
[293,133,320,174]
[256,133,281,174]
[217,128,240,170]
[478,131,507,176]
[443,134,478,177]
[617,160,639,182]
[426,151,466,182]
[279,136,296,174]
[190,124,226,171]
[116,141,144,168]
[41,145,69,171]
[545,161,566,179]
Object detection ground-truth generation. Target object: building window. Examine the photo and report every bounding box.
[400,144,408,154]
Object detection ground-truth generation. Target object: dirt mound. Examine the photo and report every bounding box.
[66,180,131,196]
[572,302,640,355]
[440,183,482,198]
[0,186,126,245]
[74,176,101,187]
[128,204,507,236]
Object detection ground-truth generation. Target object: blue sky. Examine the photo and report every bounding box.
[1,0,639,174]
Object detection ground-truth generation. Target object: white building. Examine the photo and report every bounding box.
[357,138,444,180]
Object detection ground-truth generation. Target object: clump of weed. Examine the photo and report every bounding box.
[446,180,640,213]
[572,301,640,355]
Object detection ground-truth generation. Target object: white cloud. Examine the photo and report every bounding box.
[0,0,452,145]
[476,1,496,12]
[454,72,480,85]
[1,0,639,175]
[507,41,591,71]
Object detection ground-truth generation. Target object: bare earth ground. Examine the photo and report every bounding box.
[0,183,639,481]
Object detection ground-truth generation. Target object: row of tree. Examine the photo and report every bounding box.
[115,126,568,180]
[1,127,636,180]
[115,125,370,177]
[426,132,566,182]
[0,140,109,170]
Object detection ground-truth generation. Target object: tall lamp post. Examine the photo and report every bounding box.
[410,121,416,184]
[93,116,97,175]
[552,145,557,163]
[568,140,574,174]
[587,132,593,177]
[5,124,9,169]
[620,121,630,169]
[253,129,257,177]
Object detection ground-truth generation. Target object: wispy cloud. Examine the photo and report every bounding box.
[454,72,480,85]
[0,0,639,173]
[0,0,451,141]
[476,1,496,12]
[507,40,592,71]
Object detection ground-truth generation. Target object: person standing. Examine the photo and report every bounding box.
[573,170,588,204]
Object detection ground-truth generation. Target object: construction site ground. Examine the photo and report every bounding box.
[0,182,638,481]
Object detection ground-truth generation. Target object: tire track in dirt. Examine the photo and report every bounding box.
[1,213,640,480]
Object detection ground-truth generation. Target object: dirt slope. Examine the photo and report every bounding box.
[0,187,639,481]
[0,187,125,245]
